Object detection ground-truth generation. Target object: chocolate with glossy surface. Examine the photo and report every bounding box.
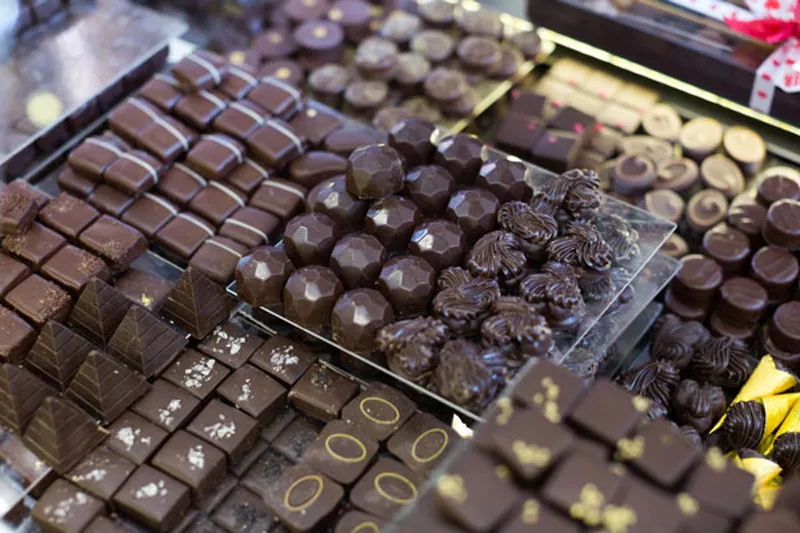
[283,212,339,266]
[283,266,344,331]
[346,144,405,200]
[331,289,394,353]
[763,199,800,249]
[236,246,295,310]
[377,256,436,317]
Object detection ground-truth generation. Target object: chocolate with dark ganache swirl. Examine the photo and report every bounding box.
[520,261,586,328]
[721,400,765,451]
[651,315,710,369]
[434,339,499,411]
[481,306,552,359]
[620,360,680,409]
[774,433,800,476]
[496,201,557,260]
[547,220,613,272]
[377,317,449,382]
[691,336,752,388]
[671,379,727,433]
[433,274,499,335]
[466,230,527,283]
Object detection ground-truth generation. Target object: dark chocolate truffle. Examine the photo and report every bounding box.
[434,339,500,411]
[330,234,387,290]
[236,246,296,310]
[365,195,421,253]
[377,317,449,382]
[404,165,456,217]
[671,379,726,433]
[433,268,499,336]
[434,134,487,185]
[409,220,467,272]
[306,175,369,233]
[388,118,436,168]
[331,289,394,353]
[283,212,339,266]
[346,144,405,200]
[445,188,500,242]
[283,266,344,331]
[620,361,680,409]
[377,256,436,317]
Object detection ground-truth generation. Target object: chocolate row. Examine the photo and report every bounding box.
[388,357,783,533]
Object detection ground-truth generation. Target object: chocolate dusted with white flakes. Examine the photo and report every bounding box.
[249,335,316,386]
[197,322,264,369]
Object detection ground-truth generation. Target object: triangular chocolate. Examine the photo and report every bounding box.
[107,306,187,378]
[162,267,235,338]
[25,320,96,390]
[69,278,132,347]
[0,363,56,433]
[23,396,104,474]
[66,350,150,423]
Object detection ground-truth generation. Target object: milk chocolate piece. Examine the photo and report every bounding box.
[87,185,135,218]
[79,216,147,270]
[324,126,386,158]
[120,194,178,239]
[249,77,304,120]
[189,237,249,285]
[38,193,100,241]
[701,154,745,199]
[217,364,287,423]
[213,101,267,141]
[104,150,163,195]
[289,363,359,421]
[283,212,339,266]
[4,181,49,210]
[138,116,198,164]
[3,222,66,268]
[162,267,235,339]
[186,135,246,181]
[139,74,183,112]
[108,305,188,378]
[0,363,55,433]
[57,167,98,197]
[114,269,173,313]
[236,246,295,310]
[172,50,228,92]
[42,245,111,294]
[654,158,699,194]
[187,399,259,465]
[0,304,36,364]
[247,119,306,169]
[685,190,728,235]
[154,213,215,261]
[0,190,36,236]
[156,164,207,207]
[219,66,259,101]
[289,151,348,189]
[249,178,307,221]
[307,176,369,234]
[24,397,104,474]
[680,117,723,161]
[197,322,264,369]
[107,411,169,465]
[6,274,72,327]
[642,189,684,224]
[68,137,124,180]
[763,199,800,249]
[162,349,230,401]
[723,125,766,175]
[152,430,228,500]
[66,350,149,423]
[226,159,270,195]
[173,91,228,131]
[189,182,247,227]
[114,464,191,532]
[132,380,201,433]
[290,104,343,148]
[32,479,104,533]
[265,464,343,531]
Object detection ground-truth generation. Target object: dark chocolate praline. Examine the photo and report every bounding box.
[404,165,456,217]
[691,336,752,388]
[329,234,387,290]
[445,188,501,242]
[721,400,765,451]
[424,68,468,106]
[496,201,557,260]
[389,118,436,168]
[520,262,586,329]
[466,230,526,286]
[434,339,502,411]
[434,134,487,185]
[481,301,552,359]
[283,212,339,266]
[365,196,421,253]
[346,144,405,200]
[408,220,467,272]
[283,266,344,332]
[671,379,726,434]
[410,30,455,63]
[306,175,369,233]
[433,268,499,335]
[773,433,800,476]
[475,158,533,203]
[650,315,710,369]
[354,37,398,79]
[331,289,394,354]
[377,256,436,317]
[619,360,680,410]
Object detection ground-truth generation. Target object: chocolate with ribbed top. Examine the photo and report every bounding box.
[162,267,236,339]
[69,278,132,347]
[25,320,96,390]
[0,363,56,433]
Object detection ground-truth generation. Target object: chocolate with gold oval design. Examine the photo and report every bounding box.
[387,412,457,475]
[350,458,421,518]
[305,420,378,484]
[267,464,344,531]
[341,383,416,441]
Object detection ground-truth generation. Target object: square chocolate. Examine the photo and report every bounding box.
[386,412,458,476]
[229,439,270,479]
[156,164,208,207]
[498,498,581,533]
[188,182,247,227]
[41,245,111,293]
[512,357,586,421]
[6,275,72,327]
[107,411,169,465]
[0,305,37,363]
[0,188,37,236]
[114,269,174,312]
[57,167,98,197]
[32,479,105,533]
[289,363,359,422]
[250,335,315,386]
[260,406,298,442]
[350,458,422,519]
[121,193,179,238]
[305,419,379,485]
[217,364,287,423]
[161,349,231,401]
[0,254,30,298]
[213,486,276,533]
[241,448,295,500]
[151,430,228,500]
[248,178,306,220]
[626,418,700,489]
[186,399,260,465]
[187,134,247,181]
[508,91,548,119]
[188,236,248,285]
[132,379,202,433]
[194,476,238,515]
[197,322,265,369]
[493,113,544,157]
[684,448,755,518]
[218,206,279,248]
[103,150,164,195]
[171,50,229,92]
[548,106,596,139]
[218,66,259,101]
[3,222,66,268]
[335,512,387,533]
[154,213,215,261]
[137,117,197,164]
[212,101,266,141]
[79,216,148,270]
[3,181,49,210]
[246,119,306,168]
[569,379,648,446]
[67,447,135,501]
[613,476,683,533]
[174,91,229,131]
[289,104,343,148]
[138,74,183,112]
[271,416,323,462]
[341,383,416,442]
[87,185,135,218]
[548,59,592,86]
[247,78,303,121]
[113,464,191,532]
[67,137,124,181]
[264,464,343,532]
[108,98,159,142]
[38,193,100,241]
[225,158,270,196]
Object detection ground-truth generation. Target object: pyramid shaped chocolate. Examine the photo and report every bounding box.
[66,350,150,423]
[0,363,56,433]
[107,306,187,378]
[23,396,104,474]
[69,278,132,347]
[162,267,235,338]
[25,320,96,390]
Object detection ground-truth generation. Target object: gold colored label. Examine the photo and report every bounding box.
[706,447,727,472]
[616,436,645,460]
[283,474,324,512]
[313,26,328,38]
[329,7,343,20]
[512,441,551,467]
[436,474,467,503]
[325,433,368,463]
[632,396,651,413]
[602,504,637,533]
[410,428,448,463]
[495,465,510,479]
[276,67,292,80]
[140,293,154,307]
[228,51,246,65]
[352,523,380,533]
[359,397,401,425]
[374,472,417,505]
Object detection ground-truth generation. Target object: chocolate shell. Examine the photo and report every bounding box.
[721,400,765,451]
[671,379,726,434]
[620,360,680,409]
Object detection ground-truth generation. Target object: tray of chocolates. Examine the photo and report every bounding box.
[0,0,187,182]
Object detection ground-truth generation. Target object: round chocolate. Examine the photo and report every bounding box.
[767,301,800,354]
[434,134,487,185]
[490,47,523,79]
[344,80,389,113]
[458,8,503,38]
[620,360,680,409]
[424,67,468,106]
[418,0,455,26]
[449,89,478,118]
[700,154,744,199]
[346,143,405,200]
[283,266,344,331]
[642,189,684,224]
[401,96,443,124]
[289,151,348,189]
[253,28,298,59]
[329,234,387,290]
[763,199,800,250]
[404,164,456,216]
[685,189,728,234]
[306,175,369,233]
[328,0,372,42]
[721,400,765,451]
[293,20,344,52]
[714,276,767,326]
[654,158,699,194]
[651,314,709,369]
[308,64,350,101]
[324,126,386,158]
[379,11,422,45]
[620,135,674,166]
[456,36,502,74]
[354,37,399,79]
[701,223,751,275]
[410,30,455,64]
[663,287,708,322]
[393,53,431,90]
[609,153,657,195]
[750,246,799,302]
[236,246,295,309]
[774,434,800,478]
[283,0,331,24]
[641,103,682,142]
[365,195,421,252]
[757,170,800,206]
[496,201,556,262]
[377,256,436,317]
[509,30,541,59]
[331,289,394,353]
[283,213,339,266]
[475,158,533,203]
[692,335,753,388]
[680,116,724,161]
[408,219,467,271]
[435,273,499,336]
[727,201,767,245]
[445,188,500,242]
[467,231,527,284]
[671,378,726,433]
[660,234,689,258]
[723,125,766,175]
[389,117,436,168]
[259,60,305,87]
[672,254,723,305]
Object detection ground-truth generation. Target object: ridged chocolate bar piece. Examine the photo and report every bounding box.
[0,363,56,433]
[66,350,150,423]
[107,306,188,378]
[25,320,96,390]
[162,267,235,338]
[23,396,104,474]
[69,278,132,346]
